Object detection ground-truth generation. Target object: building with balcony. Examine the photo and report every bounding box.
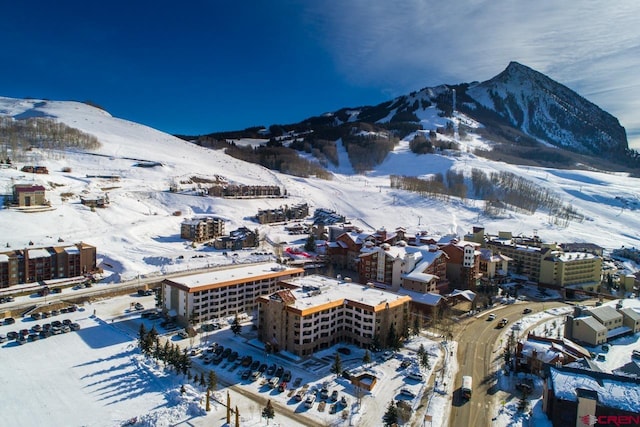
[539,251,602,289]
[161,262,304,326]
[0,242,97,288]
[180,216,225,242]
[256,275,411,356]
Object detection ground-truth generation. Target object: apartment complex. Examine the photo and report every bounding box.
[256,275,411,356]
[539,251,602,288]
[0,243,97,288]
[358,241,449,294]
[180,216,225,242]
[468,227,602,288]
[161,262,304,326]
[255,203,309,224]
[440,240,482,290]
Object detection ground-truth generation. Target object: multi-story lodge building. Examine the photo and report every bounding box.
[180,216,225,242]
[539,250,602,289]
[210,227,258,250]
[161,262,304,326]
[467,227,602,288]
[0,243,97,287]
[256,275,411,356]
[440,240,482,290]
[358,241,449,293]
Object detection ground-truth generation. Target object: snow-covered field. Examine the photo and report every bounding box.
[1,96,640,426]
[1,96,640,285]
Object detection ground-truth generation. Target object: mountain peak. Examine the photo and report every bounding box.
[466,62,628,156]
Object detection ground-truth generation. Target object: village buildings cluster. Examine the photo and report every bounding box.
[0,242,97,287]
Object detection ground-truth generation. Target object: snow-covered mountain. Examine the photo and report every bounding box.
[1,95,639,283]
[465,61,628,156]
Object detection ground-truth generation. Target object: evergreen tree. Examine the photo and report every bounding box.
[230,314,242,336]
[304,234,316,252]
[412,315,421,336]
[382,400,398,426]
[362,350,371,367]
[207,370,217,392]
[419,350,431,370]
[417,343,426,359]
[331,353,342,377]
[199,372,206,388]
[262,400,275,425]
[138,323,147,352]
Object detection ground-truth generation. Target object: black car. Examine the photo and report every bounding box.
[337,347,351,355]
[266,364,276,376]
[258,363,267,373]
[241,369,252,380]
[7,331,18,340]
[250,360,260,371]
[4,317,15,325]
[31,312,42,320]
[275,365,284,378]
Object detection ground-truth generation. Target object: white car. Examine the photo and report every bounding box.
[487,314,496,321]
[406,371,423,381]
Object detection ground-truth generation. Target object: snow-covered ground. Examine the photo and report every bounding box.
[1,96,640,426]
[1,96,640,285]
[0,292,444,427]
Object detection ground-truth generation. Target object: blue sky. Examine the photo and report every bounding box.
[2,1,639,149]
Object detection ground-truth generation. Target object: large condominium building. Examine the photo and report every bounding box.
[161,262,304,326]
[358,241,449,293]
[180,216,225,242]
[0,243,97,288]
[539,251,602,288]
[256,275,411,356]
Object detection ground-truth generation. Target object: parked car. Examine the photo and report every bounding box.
[406,371,423,381]
[304,393,316,408]
[228,351,239,362]
[266,364,276,375]
[190,348,203,357]
[70,323,81,331]
[330,390,339,401]
[241,369,252,380]
[268,376,280,388]
[400,388,416,398]
[4,317,15,325]
[0,333,7,343]
[7,331,18,340]
[320,388,329,400]
[258,363,268,373]
[487,314,496,321]
[282,370,292,382]
[337,347,351,355]
[294,390,304,401]
[31,312,42,320]
[275,365,284,378]
[250,360,260,370]
[134,302,144,311]
[522,308,532,314]
[251,370,261,381]
[632,350,640,360]
[241,355,252,367]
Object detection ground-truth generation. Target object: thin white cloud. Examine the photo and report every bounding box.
[303,0,640,148]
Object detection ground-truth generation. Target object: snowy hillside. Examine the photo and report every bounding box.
[1,96,639,283]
